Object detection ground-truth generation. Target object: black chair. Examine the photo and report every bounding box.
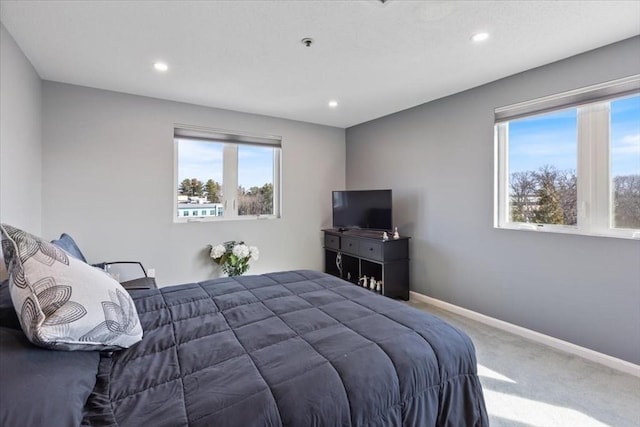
[99,261,157,290]
[51,234,157,290]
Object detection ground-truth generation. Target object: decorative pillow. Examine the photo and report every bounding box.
[0,326,100,426]
[51,232,88,263]
[0,224,143,351]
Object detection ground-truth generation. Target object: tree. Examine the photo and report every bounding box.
[205,179,221,203]
[533,180,564,224]
[613,174,640,229]
[179,178,192,196]
[237,183,274,215]
[555,169,577,225]
[178,178,204,197]
[510,171,536,222]
[260,183,273,214]
[510,166,637,229]
[190,178,204,197]
[510,165,578,225]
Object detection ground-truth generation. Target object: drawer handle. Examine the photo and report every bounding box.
[369,247,373,251]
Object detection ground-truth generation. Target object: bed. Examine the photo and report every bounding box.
[0,225,488,426]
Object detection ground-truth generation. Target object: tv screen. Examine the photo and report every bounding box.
[332,189,392,231]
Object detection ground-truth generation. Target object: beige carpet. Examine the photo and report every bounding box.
[407,300,640,427]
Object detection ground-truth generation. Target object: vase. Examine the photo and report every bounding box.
[223,264,248,277]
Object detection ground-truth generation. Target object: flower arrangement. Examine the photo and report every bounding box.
[209,241,259,276]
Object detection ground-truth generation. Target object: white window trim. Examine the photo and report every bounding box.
[494,75,640,240]
[173,125,282,223]
[577,102,610,235]
[222,143,238,219]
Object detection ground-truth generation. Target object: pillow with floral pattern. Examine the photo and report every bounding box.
[0,224,142,351]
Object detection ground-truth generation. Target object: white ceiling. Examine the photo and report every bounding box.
[1,0,639,128]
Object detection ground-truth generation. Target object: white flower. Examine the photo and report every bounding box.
[249,246,259,261]
[210,244,226,259]
[232,243,250,259]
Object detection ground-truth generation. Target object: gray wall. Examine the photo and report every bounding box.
[42,82,345,286]
[0,23,42,281]
[0,23,42,234]
[346,37,640,364]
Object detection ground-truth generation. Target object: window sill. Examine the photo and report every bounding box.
[496,223,640,240]
[174,215,279,224]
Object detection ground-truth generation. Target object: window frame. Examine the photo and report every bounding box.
[494,75,640,240]
[173,125,282,223]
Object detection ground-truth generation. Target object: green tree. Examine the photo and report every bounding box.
[533,181,564,224]
[260,183,273,214]
[205,179,221,203]
[190,178,204,197]
[178,178,204,197]
[179,178,192,196]
[529,165,570,225]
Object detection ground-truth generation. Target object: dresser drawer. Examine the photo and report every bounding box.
[341,237,359,254]
[359,241,382,261]
[324,234,340,250]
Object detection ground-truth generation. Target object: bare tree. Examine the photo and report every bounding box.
[555,169,577,225]
[510,171,536,222]
[238,184,274,215]
[613,174,640,229]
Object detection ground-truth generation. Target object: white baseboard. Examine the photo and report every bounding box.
[410,291,640,378]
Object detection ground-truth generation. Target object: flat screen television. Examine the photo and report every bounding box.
[332,189,392,231]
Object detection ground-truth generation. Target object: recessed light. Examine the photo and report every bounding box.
[153,62,169,72]
[328,100,339,108]
[471,32,489,43]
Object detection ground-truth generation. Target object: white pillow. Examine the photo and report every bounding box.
[0,224,143,351]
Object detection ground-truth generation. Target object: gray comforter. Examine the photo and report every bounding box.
[83,270,488,426]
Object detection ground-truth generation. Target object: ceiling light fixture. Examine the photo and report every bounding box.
[471,32,489,43]
[153,61,169,72]
[328,100,339,108]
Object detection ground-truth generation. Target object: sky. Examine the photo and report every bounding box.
[508,95,640,177]
[177,139,274,189]
[611,95,640,176]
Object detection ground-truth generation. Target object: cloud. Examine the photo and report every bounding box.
[611,132,640,175]
[177,139,223,182]
[621,133,640,145]
[508,132,576,173]
[612,133,640,155]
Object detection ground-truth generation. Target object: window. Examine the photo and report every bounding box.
[495,75,640,239]
[611,96,640,230]
[174,126,281,222]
